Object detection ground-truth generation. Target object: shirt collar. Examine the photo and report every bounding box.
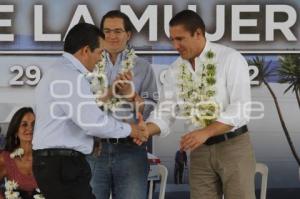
[197,39,210,60]
[104,46,129,66]
[62,52,89,75]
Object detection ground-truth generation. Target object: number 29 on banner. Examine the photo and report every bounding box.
[9,65,41,86]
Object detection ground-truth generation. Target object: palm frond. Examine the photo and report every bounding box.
[247,56,278,86]
[278,55,300,95]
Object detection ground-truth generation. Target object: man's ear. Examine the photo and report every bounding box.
[195,28,203,38]
[82,45,90,55]
[80,45,90,59]
[126,31,132,42]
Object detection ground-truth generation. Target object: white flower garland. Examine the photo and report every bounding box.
[88,48,137,111]
[4,179,45,199]
[33,189,44,199]
[9,148,24,159]
[4,179,20,199]
[177,49,219,127]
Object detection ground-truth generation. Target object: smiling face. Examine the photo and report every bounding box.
[17,112,35,143]
[169,24,205,61]
[102,17,131,54]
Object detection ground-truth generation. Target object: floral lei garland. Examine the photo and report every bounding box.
[177,49,219,127]
[9,148,24,159]
[6,149,45,199]
[4,178,44,199]
[88,48,136,111]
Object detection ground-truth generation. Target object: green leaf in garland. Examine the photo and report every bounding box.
[205,50,215,59]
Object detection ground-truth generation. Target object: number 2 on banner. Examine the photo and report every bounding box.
[249,65,259,86]
[9,65,41,86]
[9,65,24,85]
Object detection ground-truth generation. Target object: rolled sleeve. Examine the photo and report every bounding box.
[217,52,251,128]
[146,67,176,137]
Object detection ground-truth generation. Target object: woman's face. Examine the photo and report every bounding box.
[17,112,35,143]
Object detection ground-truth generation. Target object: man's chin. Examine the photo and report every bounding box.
[107,48,123,54]
[180,54,188,60]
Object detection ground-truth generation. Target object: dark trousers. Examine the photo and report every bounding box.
[174,164,184,184]
[32,150,95,199]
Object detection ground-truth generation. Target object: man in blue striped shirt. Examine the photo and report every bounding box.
[86,11,158,199]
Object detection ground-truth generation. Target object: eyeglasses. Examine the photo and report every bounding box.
[103,28,126,35]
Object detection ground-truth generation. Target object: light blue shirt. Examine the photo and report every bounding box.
[32,52,131,154]
[104,49,157,121]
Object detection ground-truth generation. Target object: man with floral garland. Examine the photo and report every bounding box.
[32,23,148,199]
[86,10,157,199]
[144,10,256,199]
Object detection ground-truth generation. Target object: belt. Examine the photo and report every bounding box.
[33,148,84,157]
[101,137,133,144]
[204,125,248,145]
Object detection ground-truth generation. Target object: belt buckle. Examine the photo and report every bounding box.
[70,151,75,156]
[224,134,229,141]
[110,138,119,144]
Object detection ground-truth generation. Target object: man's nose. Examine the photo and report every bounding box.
[106,32,117,38]
[172,41,180,51]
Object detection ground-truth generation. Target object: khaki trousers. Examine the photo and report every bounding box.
[190,133,256,199]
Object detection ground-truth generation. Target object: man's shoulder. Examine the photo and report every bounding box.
[133,56,154,75]
[209,42,242,59]
[36,57,78,91]
[45,56,78,78]
[169,57,184,70]
[134,56,151,67]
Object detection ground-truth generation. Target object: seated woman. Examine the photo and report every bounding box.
[0,107,43,199]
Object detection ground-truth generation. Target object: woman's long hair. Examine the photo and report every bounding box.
[4,107,34,152]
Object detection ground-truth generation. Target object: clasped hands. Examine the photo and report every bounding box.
[130,112,150,146]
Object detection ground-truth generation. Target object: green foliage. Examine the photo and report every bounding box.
[278,55,300,95]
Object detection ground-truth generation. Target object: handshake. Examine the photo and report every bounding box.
[129,112,150,145]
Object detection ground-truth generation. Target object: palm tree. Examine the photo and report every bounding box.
[248,56,300,166]
[278,55,300,109]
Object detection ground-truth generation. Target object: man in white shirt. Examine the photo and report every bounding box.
[144,10,256,199]
[32,23,147,199]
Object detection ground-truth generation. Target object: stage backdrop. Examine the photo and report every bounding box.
[0,0,299,190]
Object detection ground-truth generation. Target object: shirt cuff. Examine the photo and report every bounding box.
[121,123,131,138]
[146,118,170,137]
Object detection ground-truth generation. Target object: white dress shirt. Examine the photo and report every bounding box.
[147,41,251,137]
[32,52,131,154]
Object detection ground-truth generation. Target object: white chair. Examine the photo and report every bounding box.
[148,164,168,199]
[222,163,268,199]
[255,163,268,199]
[110,164,168,199]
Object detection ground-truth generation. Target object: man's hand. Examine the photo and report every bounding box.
[114,71,135,98]
[180,122,234,151]
[180,129,210,151]
[97,86,113,103]
[134,113,149,145]
[129,113,149,145]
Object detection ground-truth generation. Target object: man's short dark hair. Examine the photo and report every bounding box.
[169,10,206,36]
[64,23,104,54]
[100,10,133,32]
